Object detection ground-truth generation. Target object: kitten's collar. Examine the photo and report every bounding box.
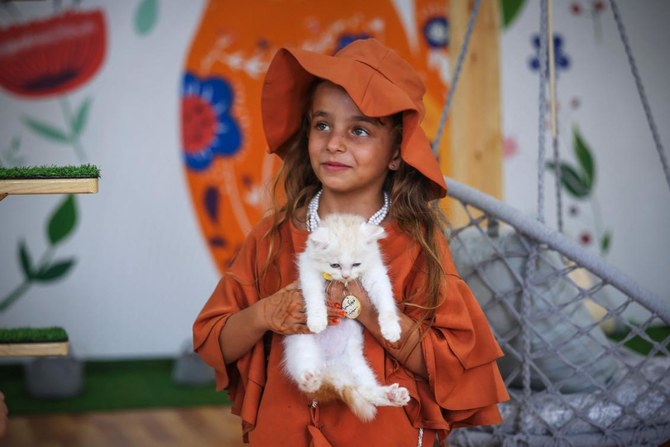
[306,189,390,232]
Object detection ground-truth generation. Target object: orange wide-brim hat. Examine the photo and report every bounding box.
[261,38,447,200]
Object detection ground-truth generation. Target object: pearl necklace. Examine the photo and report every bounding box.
[306,189,390,232]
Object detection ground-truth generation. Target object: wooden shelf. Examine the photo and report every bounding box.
[0,171,99,358]
[0,341,69,357]
[0,177,98,200]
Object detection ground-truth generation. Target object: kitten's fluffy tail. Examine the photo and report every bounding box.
[342,386,376,422]
[312,383,376,421]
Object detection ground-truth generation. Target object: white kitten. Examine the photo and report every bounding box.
[283,214,409,421]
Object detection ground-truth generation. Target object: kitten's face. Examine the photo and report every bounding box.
[307,214,385,283]
[313,240,365,282]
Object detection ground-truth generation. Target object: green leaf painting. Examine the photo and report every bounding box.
[47,194,78,245]
[546,127,612,256]
[501,0,526,29]
[601,231,611,254]
[72,97,92,137]
[33,259,76,282]
[2,196,81,312]
[22,117,71,144]
[19,240,34,279]
[574,127,594,189]
[135,0,159,35]
[546,161,590,198]
[22,98,92,162]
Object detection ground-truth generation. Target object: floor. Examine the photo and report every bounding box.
[0,405,245,447]
[7,407,667,447]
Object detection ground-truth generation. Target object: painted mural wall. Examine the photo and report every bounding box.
[0,0,668,358]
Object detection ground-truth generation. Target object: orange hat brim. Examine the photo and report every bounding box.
[262,40,447,199]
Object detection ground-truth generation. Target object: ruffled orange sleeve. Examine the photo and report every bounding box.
[390,233,509,433]
[192,224,268,439]
[423,274,509,427]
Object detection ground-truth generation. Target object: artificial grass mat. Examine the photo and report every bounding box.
[0,164,100,179]
[0,358,228,416]
[0,327,68,343]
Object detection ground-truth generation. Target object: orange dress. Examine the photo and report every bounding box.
[193,217,509,446]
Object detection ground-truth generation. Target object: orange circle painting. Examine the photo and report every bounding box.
[181,0,452,272]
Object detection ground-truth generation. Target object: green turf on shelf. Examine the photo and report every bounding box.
[0,164,100,179]
[0,327,68,343]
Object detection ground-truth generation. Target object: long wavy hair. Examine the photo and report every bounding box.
[261,83,448,329]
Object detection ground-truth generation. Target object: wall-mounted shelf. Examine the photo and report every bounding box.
[0,341,69,357]
[0,327,70,358]
[1,166,100,357]
[0,177,98,201]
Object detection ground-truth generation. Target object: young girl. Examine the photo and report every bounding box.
[193,38,508,446]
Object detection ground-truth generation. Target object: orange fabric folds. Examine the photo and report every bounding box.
[193,218,508,444]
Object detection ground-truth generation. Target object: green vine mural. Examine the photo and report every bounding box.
[0,195,78,312]
[22,97,92,163]
[501,0,526,29]
[134,0,159,36]
[546,126,612,255]
[0,137,26,167]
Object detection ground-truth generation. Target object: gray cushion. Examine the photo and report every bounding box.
[449,226,618,393]
[448,350,670,445]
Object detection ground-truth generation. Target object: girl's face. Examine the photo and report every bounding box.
[308,81,400,199]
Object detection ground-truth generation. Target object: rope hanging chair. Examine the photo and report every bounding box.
[434,1,670,445]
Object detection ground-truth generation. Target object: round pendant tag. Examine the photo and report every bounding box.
[341,295,362,319]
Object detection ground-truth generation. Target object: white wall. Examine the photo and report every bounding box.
[0,0,667,359]
[500,1,670,316]
[0,1,215,358]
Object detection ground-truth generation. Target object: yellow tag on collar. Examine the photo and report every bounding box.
[321,272,333,281]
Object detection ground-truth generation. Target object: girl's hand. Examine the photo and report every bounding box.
[262,282,346,334]
[262,281,310,335]
[325,280,374,324]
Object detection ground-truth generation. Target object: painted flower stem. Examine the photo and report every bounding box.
[0,280,30,312]
[0,245,56,312]
[60,97,87,162]
[589,196,608,256]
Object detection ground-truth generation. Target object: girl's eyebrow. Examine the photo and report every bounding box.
[311,110,384,127]
[352,115,385,127]
[311,110,330,119]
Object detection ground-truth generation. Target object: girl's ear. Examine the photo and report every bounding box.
[388,148,401,171]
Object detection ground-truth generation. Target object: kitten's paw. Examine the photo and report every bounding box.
[361,383,410,407]
[385,383,410,406]
[379,316,401,343]
[298,371,322,393]
[307,314,327,333]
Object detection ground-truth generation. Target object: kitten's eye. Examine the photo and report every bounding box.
[352,263,361,267]
[330,263,341,269]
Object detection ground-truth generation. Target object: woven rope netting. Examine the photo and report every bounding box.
[444,179,670,446]
[438,0,670,445]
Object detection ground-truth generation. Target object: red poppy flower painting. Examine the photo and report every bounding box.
[0,9,106,98]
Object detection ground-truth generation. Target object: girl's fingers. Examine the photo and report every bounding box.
[285,280,300,290]
[326,281,345,301]
[326,301,346,319]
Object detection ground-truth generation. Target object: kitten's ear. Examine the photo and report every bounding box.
[310,227,331,249]
[361,223,386,241]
